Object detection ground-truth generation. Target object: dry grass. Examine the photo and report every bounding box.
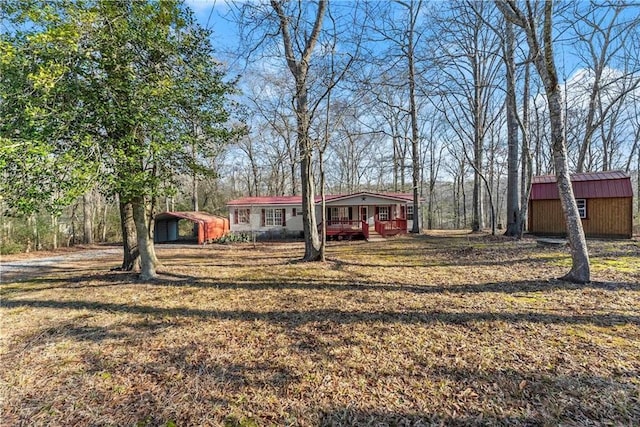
[1,232,639,426]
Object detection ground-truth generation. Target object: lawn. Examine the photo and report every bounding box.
[1,232,639,426]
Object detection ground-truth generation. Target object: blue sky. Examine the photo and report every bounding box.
[185,0,237,49]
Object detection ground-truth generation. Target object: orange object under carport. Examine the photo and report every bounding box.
[154,211,229,245]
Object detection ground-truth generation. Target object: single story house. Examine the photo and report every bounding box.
[226,191,418,240]
[154,211,229,245]
[528,171,633,239]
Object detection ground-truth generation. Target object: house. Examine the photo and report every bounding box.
[154,211,229,245]
[528,171,633,239]
[226,191,417,240]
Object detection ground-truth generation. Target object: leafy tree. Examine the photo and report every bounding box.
[1,0,240,278]
[0,1,99,217]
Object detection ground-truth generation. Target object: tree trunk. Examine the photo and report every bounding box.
[504,20,521,237]
[407,0,421,234]
[51,214,58,250]
[192,173,199,211]
[519,62,532,239]
[119,200,139,271]
[497,0,590,283]
[472,63,485,232]
[271,0,325,261]
[300,131,322,261]
[540,4,590,283]
[83,192,94,244]
[132,196,157,280]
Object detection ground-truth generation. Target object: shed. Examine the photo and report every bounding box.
[154,211,229,245]
[528,171,633,239]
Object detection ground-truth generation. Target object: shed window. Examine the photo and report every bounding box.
[576,199,587,219]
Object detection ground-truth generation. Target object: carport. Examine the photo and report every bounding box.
[154,211,229,245]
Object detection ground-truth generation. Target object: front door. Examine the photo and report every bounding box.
[361,206,375,226]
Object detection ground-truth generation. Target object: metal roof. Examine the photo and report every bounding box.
[227,192,415,206]
[530,171,633,200]
[155,211,227,223]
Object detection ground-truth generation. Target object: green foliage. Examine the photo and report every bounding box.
[0,2,99,216]
[0,240,23,255]
[0,0,241,216]
[213,232,251,244]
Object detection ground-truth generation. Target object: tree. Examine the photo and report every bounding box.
[364,0,427,233]
[497,0,590,283]
[504,19,522,236]
[0,2,100,219]
[569,2,640,172]
[2,0,239,277]
[269,0,326,261]
[432,0,504,232]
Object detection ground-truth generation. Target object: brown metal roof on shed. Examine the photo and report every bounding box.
[530,171,633,200]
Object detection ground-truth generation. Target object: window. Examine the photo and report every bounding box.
[576,199,587,219]
[330,207,350,224]
[292,207,297,217]
[378,206,389,221]
[238,209,249,224]
[406,205,414,220]
[261,209,287,227]
[234,208,250,224]
[265,209,282,225]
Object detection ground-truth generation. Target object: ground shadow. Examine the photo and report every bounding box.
[3,298,638,327]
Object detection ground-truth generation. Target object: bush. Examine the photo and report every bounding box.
[212,232,251,244]
[1,240,24,255]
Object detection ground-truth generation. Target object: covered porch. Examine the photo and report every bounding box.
[322,200,409,240]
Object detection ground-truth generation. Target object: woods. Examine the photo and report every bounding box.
[2,0,640,280]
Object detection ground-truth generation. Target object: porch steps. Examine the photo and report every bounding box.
[367,228,385,242]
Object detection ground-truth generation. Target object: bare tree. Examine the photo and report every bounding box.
[432,0,504,232]
[497,0,590,283]
[364,0,428,233]
[504,19,521,236]
[269,0,357,260]
[568,1,640,172]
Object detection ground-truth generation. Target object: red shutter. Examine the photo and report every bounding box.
[261,209,265,226]
[282,208,286,226]
[234,209,239,224]
[348,207,353,220]
[292,207,297,217]
[375,206,379,220]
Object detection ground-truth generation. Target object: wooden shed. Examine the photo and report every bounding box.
[154,211,229,245]
[528,171,633,239]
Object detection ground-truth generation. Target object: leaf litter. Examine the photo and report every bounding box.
[1,232,639,425]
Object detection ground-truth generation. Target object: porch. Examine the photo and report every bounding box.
[322,219,407,240]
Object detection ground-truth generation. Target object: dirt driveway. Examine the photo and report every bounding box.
[0,244,219,283]
[1,247,124,283]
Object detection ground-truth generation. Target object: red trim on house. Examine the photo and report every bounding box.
[227,191,416,206]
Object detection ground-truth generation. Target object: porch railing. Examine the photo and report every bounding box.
[326,219,363,230]
[374,218,408,237]
[362,220,369,239]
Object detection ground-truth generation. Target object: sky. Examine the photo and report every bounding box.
[185,0,237,49]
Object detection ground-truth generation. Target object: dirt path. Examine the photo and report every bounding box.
[1,248,123,282]
[0,244,217,283]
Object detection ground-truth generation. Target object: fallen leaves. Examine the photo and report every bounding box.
[1,233,639,425]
